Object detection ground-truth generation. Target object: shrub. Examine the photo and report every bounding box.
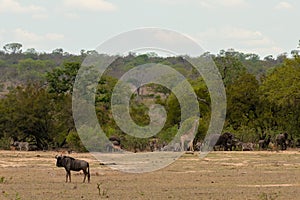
[0,136,11,150]
[66,130,87,152]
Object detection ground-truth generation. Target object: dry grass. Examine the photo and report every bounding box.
[0,150,300,199]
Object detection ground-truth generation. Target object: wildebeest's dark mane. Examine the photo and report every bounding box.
[63,156,75,160]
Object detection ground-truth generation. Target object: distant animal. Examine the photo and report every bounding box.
[231,138,240,151]
[258,134,271,150]
[276,133,288,150]
[105,143,114,152]
[161,143,181,152]
[240,142,254,151]
[149,138,160,152]
[109,136,120,144]
[108,136,122,151]
[112,140,121,150]
[55,155,90,183]
[187,140,194,152]
[214,132,234,151]
[296,138,300,148]
[13,141,29,151]
[180,119,198,151]
[106,141,122,152]
[194,141,202,151]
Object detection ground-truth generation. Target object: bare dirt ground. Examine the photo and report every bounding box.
[0,150,300,200]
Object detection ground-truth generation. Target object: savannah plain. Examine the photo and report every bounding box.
[0,150,299,200]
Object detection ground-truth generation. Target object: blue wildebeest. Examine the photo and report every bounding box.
[276,132,289,150]
[212,132,234,151]
[55,155,90,183]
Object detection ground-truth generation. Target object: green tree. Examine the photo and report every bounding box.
[52,48,64,55]
[46,62,81,94]
[0,82,76,149]
[0,84,56,149]
[3,43,22,54]
[260,58,300,106]
[24,48,39,60]
[226,73,259,129]
[24,48,38,55]
[214,51,246,86]
[95,76,118,127]
[259,57,300,137]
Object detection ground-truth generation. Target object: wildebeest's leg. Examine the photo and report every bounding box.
[87,164,90,183]
[83,169,87,183]
[65,172,68,182]
[66,170,71,182]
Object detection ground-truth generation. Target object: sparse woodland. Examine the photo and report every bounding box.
[0,43,300,151]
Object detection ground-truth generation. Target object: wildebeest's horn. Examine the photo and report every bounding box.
[55,155,58,159]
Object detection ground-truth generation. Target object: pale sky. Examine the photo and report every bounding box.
[0,0,299,58]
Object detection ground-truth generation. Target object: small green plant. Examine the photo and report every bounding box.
[97,183,101,196]
[15,192,21,200]
[97,183,108,198]
[2,190,9,198]
[259,192,268,200]
[258,192,279,200]
[139,191,145,196]
[0,176,5,183]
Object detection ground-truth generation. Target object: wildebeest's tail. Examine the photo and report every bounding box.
[87,162,90,183]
